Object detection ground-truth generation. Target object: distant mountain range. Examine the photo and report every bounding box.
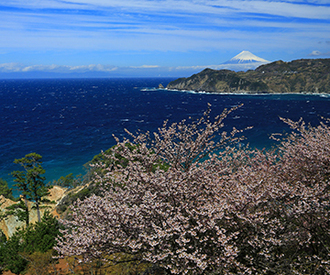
[166,58,330,94]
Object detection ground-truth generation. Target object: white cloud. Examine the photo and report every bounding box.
[0,63,24,72]
[68,64,118,72]
[175,62,269,71]
[0,61,267,77]
[0,63,118,73]
[308,50,330,56]
[309,50,322,56]
[129,65,160,69]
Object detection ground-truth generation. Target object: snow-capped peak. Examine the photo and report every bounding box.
[224,51,269,64]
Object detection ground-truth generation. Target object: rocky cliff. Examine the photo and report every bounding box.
[166,58,330,94]
[0,186,67,237]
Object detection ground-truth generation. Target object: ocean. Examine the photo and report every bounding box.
[1,78,330,191]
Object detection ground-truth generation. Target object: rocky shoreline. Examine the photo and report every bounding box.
[166,58,330,94]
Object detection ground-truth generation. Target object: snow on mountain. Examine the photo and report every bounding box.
[186,51,271,73]
[224,51,270,64]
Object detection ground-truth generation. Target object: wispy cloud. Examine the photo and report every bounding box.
[0,0,329,72]
[3,0,330,19]
[0,63,118,73]
[0,61,268,78]
[129,65,160,69]
[0,63,24,72]
[175,62,269,72]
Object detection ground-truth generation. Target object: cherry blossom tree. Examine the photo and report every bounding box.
[56,109,330,274]
[222,117,330,274]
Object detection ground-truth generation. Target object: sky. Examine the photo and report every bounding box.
[0,0,330,78]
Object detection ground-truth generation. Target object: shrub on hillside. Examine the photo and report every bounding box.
[0,211,62,274]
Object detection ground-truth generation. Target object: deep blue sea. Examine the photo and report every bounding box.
[1,78,330,192]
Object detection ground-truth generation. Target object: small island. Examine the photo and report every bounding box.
[167,58,330,94]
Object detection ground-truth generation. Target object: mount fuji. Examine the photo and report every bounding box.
[223,51,270,64]
[180,51,271,74]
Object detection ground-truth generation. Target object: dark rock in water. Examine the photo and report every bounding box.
[166,58,330,94]
[158,83,164,89]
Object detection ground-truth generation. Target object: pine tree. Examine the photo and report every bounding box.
[11,153,50,224]
[0,178,15,200]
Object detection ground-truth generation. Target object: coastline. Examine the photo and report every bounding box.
[160,87,330,97]
[165,58,330,96]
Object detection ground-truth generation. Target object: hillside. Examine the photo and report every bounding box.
[166,58,330,94]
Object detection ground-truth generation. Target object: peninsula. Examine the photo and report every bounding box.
[166,58,330,94]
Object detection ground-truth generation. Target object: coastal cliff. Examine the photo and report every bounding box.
[166,58,330,94]
[0,186,67,237]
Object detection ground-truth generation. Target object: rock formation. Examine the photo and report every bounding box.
[0,186,67,237]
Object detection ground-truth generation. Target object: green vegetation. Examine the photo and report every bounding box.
[11,153,51,224]
[167,58,330,94]
[5,199,29,226]
[0,211,62,274]
[56,182,103,215]
[0,178,15,201]
[51,173,83,189]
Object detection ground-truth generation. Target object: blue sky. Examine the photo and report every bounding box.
[0,0,330,77]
